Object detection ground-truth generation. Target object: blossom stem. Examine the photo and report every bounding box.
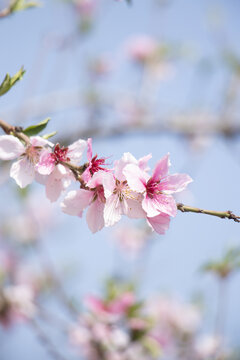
[177,203,240,222]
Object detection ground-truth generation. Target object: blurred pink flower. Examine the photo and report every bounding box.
[127,35,159,64]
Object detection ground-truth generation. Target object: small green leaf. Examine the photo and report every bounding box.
[23,118,50,137]
[0,67,25,96]
[42,131,57,140]
[10,0,40,13]
[127,301,143,318]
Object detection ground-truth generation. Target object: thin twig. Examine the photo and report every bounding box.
[30,320,69,360]
[177,203,240,223]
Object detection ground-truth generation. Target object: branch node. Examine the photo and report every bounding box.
[227,211,240,223]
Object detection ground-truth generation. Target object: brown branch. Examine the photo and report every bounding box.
[177,203,240,223]
[0,119,30,145]
[1,118,240,223]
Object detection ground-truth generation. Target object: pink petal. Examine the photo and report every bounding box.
[86,199,105,233]
[147,213,170,234]
[46,175,65,203]
[152,154,170,182]
[10,157,35,188]
[138,153,152,171]
[45,166,71,202]
[159,173,193,194]
[125,198,146,219]
[142,194,177,217]
[104,194,122,227]
[87,170,106,189]
[81,167,91,183]
[30,136,53,148]
[101,172,116,198]
[86,138,93,162]
[37,149,55,175]
[85,295,105,313]
[123,164,149,193]
[0,135,25,160]
[68,139,87,164]
[114,152,138,181]
[61,189,93,216]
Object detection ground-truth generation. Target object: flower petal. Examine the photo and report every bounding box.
[159,173,193,194]
[138,153,152,172]
[101,172,116,198]
[61,189,93,216]
[37,149,55,175]
[30,136,53,148]
[125,198,146,219]
[68,139,87,164]
[152,154,170,182]
[86,138,93,162]
[0,135,25,160]
[104,194,122,227]
[142,194,177,217]
[123,164,149,193]
[147,213,170,234]
[45,166,71,202]
[10,157,35,188]
[86,199,105,233]
[114,152,138,181]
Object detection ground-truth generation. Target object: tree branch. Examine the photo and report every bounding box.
[177,203,240,223]
[1,118,240,223]
[0,119,30,145]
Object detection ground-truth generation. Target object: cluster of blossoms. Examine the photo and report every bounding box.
[0,132,192,234]
[70,284,225,360]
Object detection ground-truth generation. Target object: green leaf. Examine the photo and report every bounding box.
[10,0,40,13]
[42,131,57,140]
[0,67,25,96]
[127,301,143,318]
[23,118,50,137]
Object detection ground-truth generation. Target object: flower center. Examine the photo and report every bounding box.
[114,180,141,202]
[24,146,41,164]
[89,154,107,176]
[92,185,105,204]
[146,178,161,199]
[50,144,70,164]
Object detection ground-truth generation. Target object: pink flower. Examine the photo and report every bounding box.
[74,0,97,17]
[123,153,192,218]
[127,35,158,64]
[37,139,86,176]
[195,335,222,359]
[82,138,109,182]
[102,153,149,227]
[0,135,51,188]
[61,171,109,233]
[85,292,135,317]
